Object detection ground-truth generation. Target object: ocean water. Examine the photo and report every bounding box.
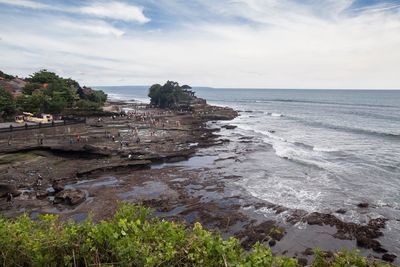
[98,86,400,252]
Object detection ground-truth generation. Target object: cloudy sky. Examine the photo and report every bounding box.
[0,0,399,89]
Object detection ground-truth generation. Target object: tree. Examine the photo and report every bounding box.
[0,70,14,80]
[148,84,162,106]
[7,69,107,115]
[47,93,67,114]
[148,81,196,109]
[0,86,16,121]
[77,86,107,104]
[46,79,76,108]
[16,91,48,114]
[22,82,41,95]
[75,99,102,110]
[28,69,60,84]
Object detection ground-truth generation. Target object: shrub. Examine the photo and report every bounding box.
[0,85,16,120]
[0,204,393,267]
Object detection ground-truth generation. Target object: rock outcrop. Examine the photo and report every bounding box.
[0,184,21,198]
[54,189,86,206]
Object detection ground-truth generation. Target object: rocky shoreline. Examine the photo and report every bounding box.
[0,100,397,264]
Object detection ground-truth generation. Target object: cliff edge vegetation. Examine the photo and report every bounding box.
[0,70,107,122]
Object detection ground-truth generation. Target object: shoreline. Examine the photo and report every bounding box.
[0,100,397,264]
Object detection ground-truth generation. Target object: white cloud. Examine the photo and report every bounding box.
[79,2,150,24]
[0,0,150,23]
[0,0,50,9]
[57,20,125,37]
[0,0,399,88]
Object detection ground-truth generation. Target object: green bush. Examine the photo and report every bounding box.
[0,204,393,267]
[15,70,107,115]
[75,99,102,110]
[311,248,392,267]
[0,85,16,120]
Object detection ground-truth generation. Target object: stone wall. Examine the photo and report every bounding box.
[0,123,87,140]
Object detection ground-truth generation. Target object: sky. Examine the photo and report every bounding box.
[0,0,399,89]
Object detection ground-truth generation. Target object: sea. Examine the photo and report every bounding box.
[97,86,400,254]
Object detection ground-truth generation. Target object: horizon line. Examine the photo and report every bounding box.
[93,85,400,91]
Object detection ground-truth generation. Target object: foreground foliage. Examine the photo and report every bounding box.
[0,204,393,267]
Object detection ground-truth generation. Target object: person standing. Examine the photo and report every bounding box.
[6,192,14,207]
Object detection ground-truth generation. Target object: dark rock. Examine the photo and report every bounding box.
[302,248,314,256]
[382,254,397,262]
[221,125,237,130]
[269,228,285,241]
[166,156,187,163]
[302,211,388,253]
[76,160,151,177]
[358,202,369,208]
[356,235,384,252]
[46,187,56,196]
[36,190,48,199]
[0,184,21,198]
[236,220,277,250]
[305,212,328,226]
[373,246,388,253]
[325,251,334,258]
[273,205,288,214]
[286,209,308,224]
[52,181,64,192]
[297,258,308,266]
[333,231,351,240]
[54,189,86,206]
[268,239,276,247]
[368,217,387,229]
[335,208,347,214]
[53,196,64,204]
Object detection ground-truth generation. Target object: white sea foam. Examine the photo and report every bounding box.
[245,175,324,213]
[108,93,149,103]
[235,123,340,171]
[313,146,338,152]
[265,112,283,117]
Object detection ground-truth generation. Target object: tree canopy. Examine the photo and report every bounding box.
[0,85,16,121]
[0,69,108,120]
[27,69,61,84]
[148,81,196,109]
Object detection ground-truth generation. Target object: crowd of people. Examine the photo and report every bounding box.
[101,108,187,150]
